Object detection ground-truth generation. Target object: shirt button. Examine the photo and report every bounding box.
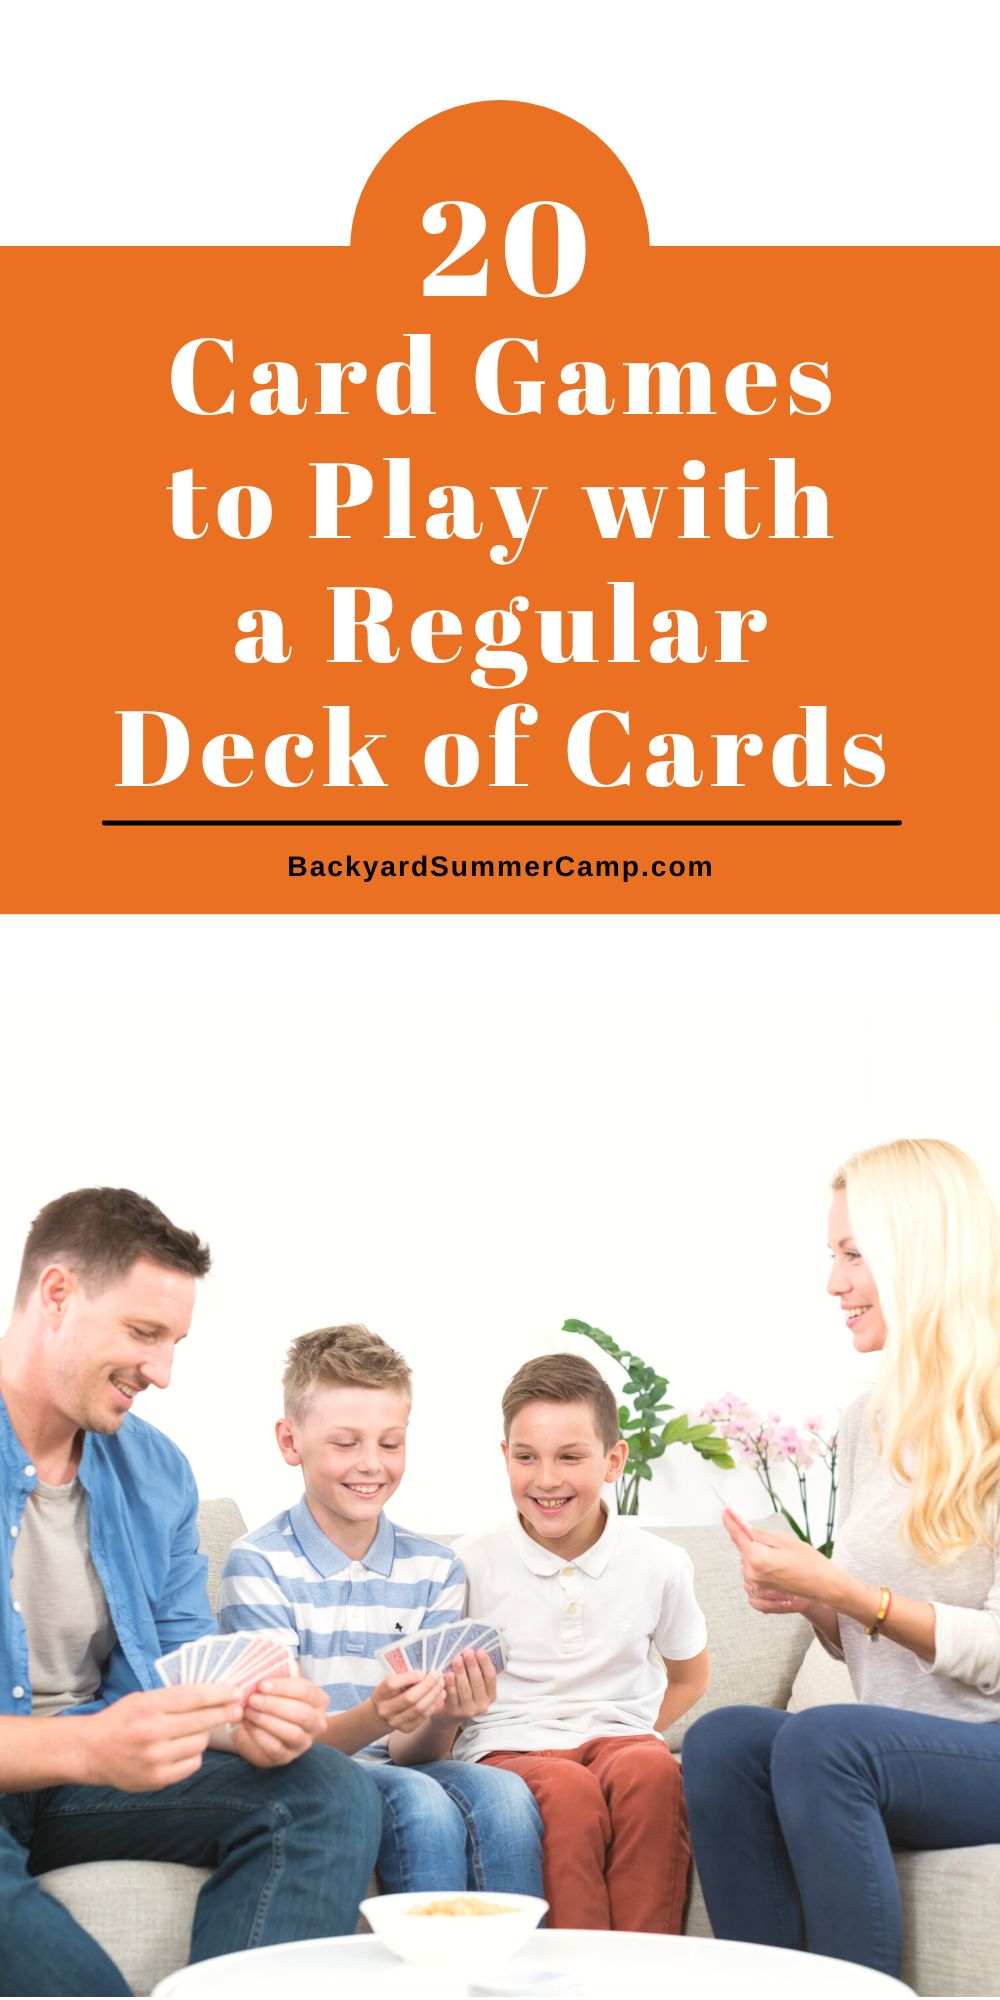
[12,1685,24,1700]
[8,1526,17,1538]
[23,1466,35,1479]
[568,1605,579,1615]
[562,1566,573,1577]
[12,1601,21,1613]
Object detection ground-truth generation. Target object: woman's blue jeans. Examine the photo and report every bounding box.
[683,1702,1000,1976]
[361,1757,544,1897]
[0,1745,381,1997]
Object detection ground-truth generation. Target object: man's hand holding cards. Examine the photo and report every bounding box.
[155,1632,328,1768]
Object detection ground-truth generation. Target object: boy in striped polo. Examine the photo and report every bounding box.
[218,1324,542,1897]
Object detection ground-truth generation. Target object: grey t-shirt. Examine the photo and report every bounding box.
[831,1392,1000,1719]
[11,1476,115,1715]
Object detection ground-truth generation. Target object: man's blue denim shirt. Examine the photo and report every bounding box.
[0,1392,215,1716]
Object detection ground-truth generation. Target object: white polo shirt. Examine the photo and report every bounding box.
[452,1507,707,1759]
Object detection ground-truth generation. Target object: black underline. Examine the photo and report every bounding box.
[102,818,902,829]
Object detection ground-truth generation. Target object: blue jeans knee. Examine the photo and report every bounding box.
[683,1705,785,1811]
[361,1758,542,1897]
[425,1761,544,1896]
[363,1762,469,1894]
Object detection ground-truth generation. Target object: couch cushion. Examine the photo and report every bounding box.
[196,1497,248,1613]
[650,1524,812,1747]
[896,1846,1000,1997]
[40,1860,208,1996]
[786,1635,855,1712]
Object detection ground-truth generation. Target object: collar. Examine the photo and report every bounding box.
[0,1390,39,1485]
[0,1387,105,1488]
[289,1496,397,1578]
[507,1502,620,1576]
[0,1390,19,1469]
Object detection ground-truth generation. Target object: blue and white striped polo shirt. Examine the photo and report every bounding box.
[218,1498,465,1746]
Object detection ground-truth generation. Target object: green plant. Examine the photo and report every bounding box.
[562,1318,734,1514]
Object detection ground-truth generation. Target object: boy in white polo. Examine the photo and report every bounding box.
[451,1354,709,1932]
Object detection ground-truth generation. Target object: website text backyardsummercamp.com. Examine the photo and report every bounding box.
[288,852,713,885]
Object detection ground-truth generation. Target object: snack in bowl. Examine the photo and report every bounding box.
[407,1895,515,1917]
[359,1889,548,1967]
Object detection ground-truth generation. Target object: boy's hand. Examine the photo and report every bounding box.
[442,1649,497,1720]
[371,1669,447,1734]
[234,1675,329,1767]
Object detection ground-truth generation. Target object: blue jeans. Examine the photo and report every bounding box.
[683,1702,1000,1976]
[362,1757,544,1897]
[0,1745,381,1997]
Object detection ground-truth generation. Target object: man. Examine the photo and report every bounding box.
[0,1187,381,1997]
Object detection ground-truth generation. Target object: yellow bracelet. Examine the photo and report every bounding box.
[864,1585,892,1640]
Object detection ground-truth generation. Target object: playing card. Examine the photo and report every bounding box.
[154,1630,296,1697]
[179,1640,205,1683]
[376,1617,509,1679]
[478,1630,509,1673]
[449,1625,509,1673]
[427,1624,453,1671]
[199,1633,250,1682]
[401,1633,427,1673]
[225,1635,297,1699]
[431,1619,509,1674]
[434,1620,475,1670]
[153,1647,186,1687]
[191,1637,217,1682]
[452,1621,495,1656]
[198,1633,242,1679]
[377,1643,410,1676]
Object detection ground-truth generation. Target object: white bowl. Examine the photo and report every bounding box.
[359,1890,548,1969]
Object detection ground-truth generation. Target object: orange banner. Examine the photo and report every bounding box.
[3,102,996,911]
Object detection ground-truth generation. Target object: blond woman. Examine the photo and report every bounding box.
[683,1138,1000,1978]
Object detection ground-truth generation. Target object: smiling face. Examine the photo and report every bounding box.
[827,1186,889,1352]
[43,1255,195,1433]
[503,1398,628,1560]
[276,1382,409,1554]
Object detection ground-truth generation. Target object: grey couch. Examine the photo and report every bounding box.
[34,1507,1000,1996]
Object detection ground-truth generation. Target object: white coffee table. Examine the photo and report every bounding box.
[153,1928,912,1997]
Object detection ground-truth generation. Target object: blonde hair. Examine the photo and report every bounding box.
[282,1323,412,1422]
[833,1139,1000,1561]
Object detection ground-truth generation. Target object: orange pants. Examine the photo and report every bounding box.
[482,1733,689,1932]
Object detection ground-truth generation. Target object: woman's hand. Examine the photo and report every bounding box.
[723,1508,832,1614]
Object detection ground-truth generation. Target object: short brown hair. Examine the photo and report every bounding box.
[502,1353,621,1452]
[16,1187,210,1306]
[282,1323,412,1421]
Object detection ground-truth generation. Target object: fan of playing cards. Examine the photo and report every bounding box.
[155,1632,298,1699]
[376,1619,508,1679]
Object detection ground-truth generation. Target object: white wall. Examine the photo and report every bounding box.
[4,3,996,246]
[2,14,996,1535]
[2,915,998,1536]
